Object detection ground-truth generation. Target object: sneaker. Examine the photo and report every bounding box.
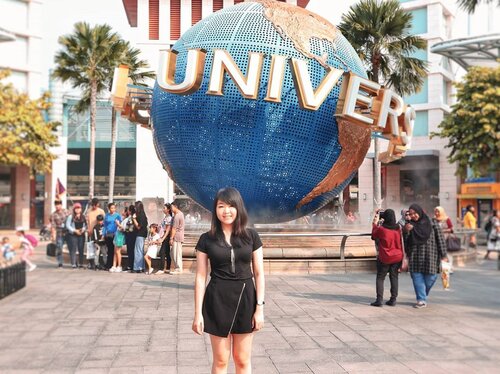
[170,269,182,275]
[413,301,427,309]
[72,265,77,269]
[155,270,164,275]
[370,300,382,307]
[385,299,397,307]
[28,264,37,272]
[109,267,116,273]
[115,267,122,273]
[147,269,154,275]
[58,264,63,269]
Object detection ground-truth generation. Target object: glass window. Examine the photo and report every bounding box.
[408,8,428,35]
[405,78,428,104]
[413,111,428,136]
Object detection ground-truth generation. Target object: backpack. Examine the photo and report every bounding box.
[25,234,39,248]
[485,218,492,234]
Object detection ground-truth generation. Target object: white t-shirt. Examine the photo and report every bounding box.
[146,233,161,258]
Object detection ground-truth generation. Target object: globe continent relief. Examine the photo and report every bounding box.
[151,0,371,223]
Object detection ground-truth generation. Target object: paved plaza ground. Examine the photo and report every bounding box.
[0,249,499,374]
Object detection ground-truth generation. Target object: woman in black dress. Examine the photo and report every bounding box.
[192,187,265,374]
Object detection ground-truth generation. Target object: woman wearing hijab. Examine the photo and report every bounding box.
[404,204,448,308]
[370,209,404,307]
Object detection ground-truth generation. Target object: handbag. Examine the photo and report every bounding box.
[446,234,461,252]
[86,241,96,260]
[399,227,409,272]
[46,242,56,257]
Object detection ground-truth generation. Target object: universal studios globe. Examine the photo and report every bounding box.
[151,0,369,223]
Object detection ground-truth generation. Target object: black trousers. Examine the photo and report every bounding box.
[105,236,115,269]
[376,259,401,301]
[159,237,171,271]
[125,232,137,270]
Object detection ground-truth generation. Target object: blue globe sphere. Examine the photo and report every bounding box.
[151,1,368,223]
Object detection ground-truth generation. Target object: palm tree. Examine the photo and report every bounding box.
[457,0,499,13]
[108,43,155,203]
[338,0,428,210]
[53,22,126,199]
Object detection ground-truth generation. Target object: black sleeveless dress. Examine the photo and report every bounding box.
[195,229,262,337]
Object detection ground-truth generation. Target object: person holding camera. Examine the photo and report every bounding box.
[370,209,404,307]
[132,201,148,273]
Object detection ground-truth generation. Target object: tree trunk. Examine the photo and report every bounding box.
[89,80,97,199]
[371,66,382,210]
[108,107,117,203]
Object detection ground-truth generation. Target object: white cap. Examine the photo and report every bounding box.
[15,226,26,232]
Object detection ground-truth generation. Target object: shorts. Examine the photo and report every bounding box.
[202,277,256,337]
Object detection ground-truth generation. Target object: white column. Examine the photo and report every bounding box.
[159,0,170,43]
[135,126,170,202]
[137,0,150,42]
[223,0,233,9]
[358,158,374,228]
[202,0,213,18]
[14,166,31,229]
[181,0,192,34]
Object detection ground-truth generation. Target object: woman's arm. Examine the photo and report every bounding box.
[252,246,265,331]
[161,221,171,242]
[192,250,208,335]
[65,216,75,234]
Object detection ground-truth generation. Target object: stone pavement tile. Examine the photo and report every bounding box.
[78,359,114,369]
[177,337,207,351]
[111,351,177,367]
[463,360,500,373]
[305,360,346,373]
[285,336,320,350]
[143,366,177,374]
[325,348,366,363]
[108,368,143,374]
[51,326,101,336]
[272,362,313,373]
[251,356,279,373]
[401,360,448,373]
[300,322,346,337]
[433,360,476,373]
[177,366,211,374]
[1,370,42,374]
[84,347,119,360]
[339,361,412,372]
[357,330,414,342]
[311,335,345,349]
[74,369,108,374]
[266,348,331,364]
[177,350,210,367]
[372,341,416,356]
[95,334,149,347]
[45,353,86,369]
[332,331,367,343]
[118,345,149,353]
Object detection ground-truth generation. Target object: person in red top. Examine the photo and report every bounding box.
[370,209,404,307]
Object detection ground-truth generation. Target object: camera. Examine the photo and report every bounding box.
[378,210,385,218]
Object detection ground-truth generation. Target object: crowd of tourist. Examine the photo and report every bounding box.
[44,197,186,274]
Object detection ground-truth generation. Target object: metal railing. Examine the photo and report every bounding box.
[0,261,26,300]
[258,232,372,260]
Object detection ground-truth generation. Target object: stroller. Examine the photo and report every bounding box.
[39,225,52,242]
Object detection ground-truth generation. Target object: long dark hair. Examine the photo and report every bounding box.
[135,201,145,218]
[128,205,136,215]
[209,187,250,244]
[164,203,173,217]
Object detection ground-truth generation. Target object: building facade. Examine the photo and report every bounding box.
[0,0,45,229]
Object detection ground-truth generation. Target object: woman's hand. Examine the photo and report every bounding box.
[192,314,204,335]
[405,223,413,232]
[252,307,264,331]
